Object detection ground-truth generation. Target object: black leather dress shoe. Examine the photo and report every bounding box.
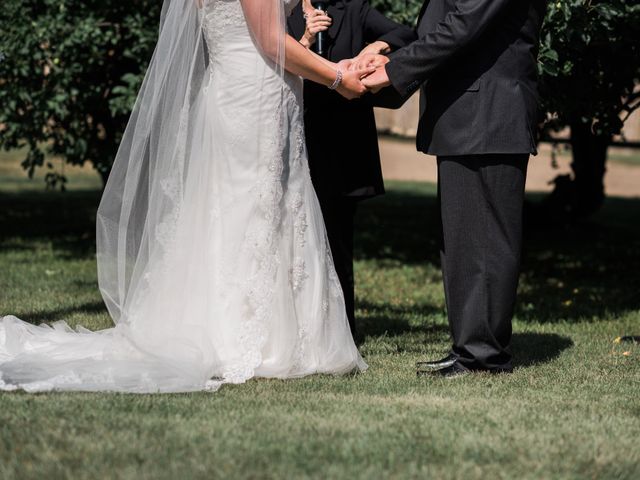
[417,362,469,378]
[415,353,458,371]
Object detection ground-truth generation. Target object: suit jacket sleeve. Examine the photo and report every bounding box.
[359,1,417,51]
[385,0,514,97]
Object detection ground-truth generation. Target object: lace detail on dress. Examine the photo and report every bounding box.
[294,123,305,165]
[221,101,287,384]
[201,0,247,92]
[289,189,308,250]
[287,106,313,371]
[201,2,303,383]
[290,258,308,292]
[202,1,246,57]
[0,0,364,395]
[288,120,309,297]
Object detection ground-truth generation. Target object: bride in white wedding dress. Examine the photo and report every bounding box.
[0,0,373,393]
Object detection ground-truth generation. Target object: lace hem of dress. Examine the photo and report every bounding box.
[220,91,291,384]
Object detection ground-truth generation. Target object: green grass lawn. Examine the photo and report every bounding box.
[608,150,640,166]
[546,143,640,166]
[0,158,639,479]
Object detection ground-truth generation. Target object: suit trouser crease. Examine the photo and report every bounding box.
[438,154,528,370]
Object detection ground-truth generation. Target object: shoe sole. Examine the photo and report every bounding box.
[415,360,457,371]
[416,369,469,378]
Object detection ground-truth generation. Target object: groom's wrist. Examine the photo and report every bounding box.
[384,60,419,97]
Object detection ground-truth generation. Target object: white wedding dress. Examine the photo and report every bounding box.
[0,0,366,393]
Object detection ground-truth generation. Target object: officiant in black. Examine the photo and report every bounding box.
[288,0,415,340]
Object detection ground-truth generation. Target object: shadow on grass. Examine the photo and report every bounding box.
[357,300,443,338]
[356,186,640,323]
[513,332,573,368]
[356,186,441,266]
[0,190,100,258]
[357,301,449,355]
[356,299,573,366]
[2,182,639,324]
[516,196,640,323]
[11,301,107,325]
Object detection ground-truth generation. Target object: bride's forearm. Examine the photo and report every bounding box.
[239,0,338,87]
[284,35,337,87]
[303,42,338,70]
[239,0,368,95]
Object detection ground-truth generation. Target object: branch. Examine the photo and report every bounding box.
[620,90,640,124]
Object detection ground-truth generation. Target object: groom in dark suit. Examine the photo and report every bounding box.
[359,0,547,376]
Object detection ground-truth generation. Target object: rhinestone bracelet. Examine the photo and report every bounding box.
[328,70,343,90]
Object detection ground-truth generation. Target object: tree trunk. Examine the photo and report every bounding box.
[544,121,610,220]
[569,120,609,216]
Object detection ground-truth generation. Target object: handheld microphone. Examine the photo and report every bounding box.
[312,1,330,57]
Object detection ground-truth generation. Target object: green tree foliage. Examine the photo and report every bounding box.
[369,0,423,26]
[538,0,640,137]
[1,0,639,204]
[371,0,640,218]
[372,0,640,137]
[538,0,640,216]
[0,0,161,188]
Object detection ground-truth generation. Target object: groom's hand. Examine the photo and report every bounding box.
[336,58,354,72]
[348,53,389,72]
[361,66,391,94]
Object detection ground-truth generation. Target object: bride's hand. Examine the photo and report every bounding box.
[336,67,376,100]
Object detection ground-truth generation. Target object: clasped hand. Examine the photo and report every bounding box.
[334,54,391,100]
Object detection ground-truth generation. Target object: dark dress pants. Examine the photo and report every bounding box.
[437,154,529,371]
[317,196,358,339]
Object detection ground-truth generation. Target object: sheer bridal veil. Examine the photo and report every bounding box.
[0,0,290,393]
[97,0,286,327]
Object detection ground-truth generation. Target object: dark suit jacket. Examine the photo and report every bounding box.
[385,0,547,156]
[288,0,415,198]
